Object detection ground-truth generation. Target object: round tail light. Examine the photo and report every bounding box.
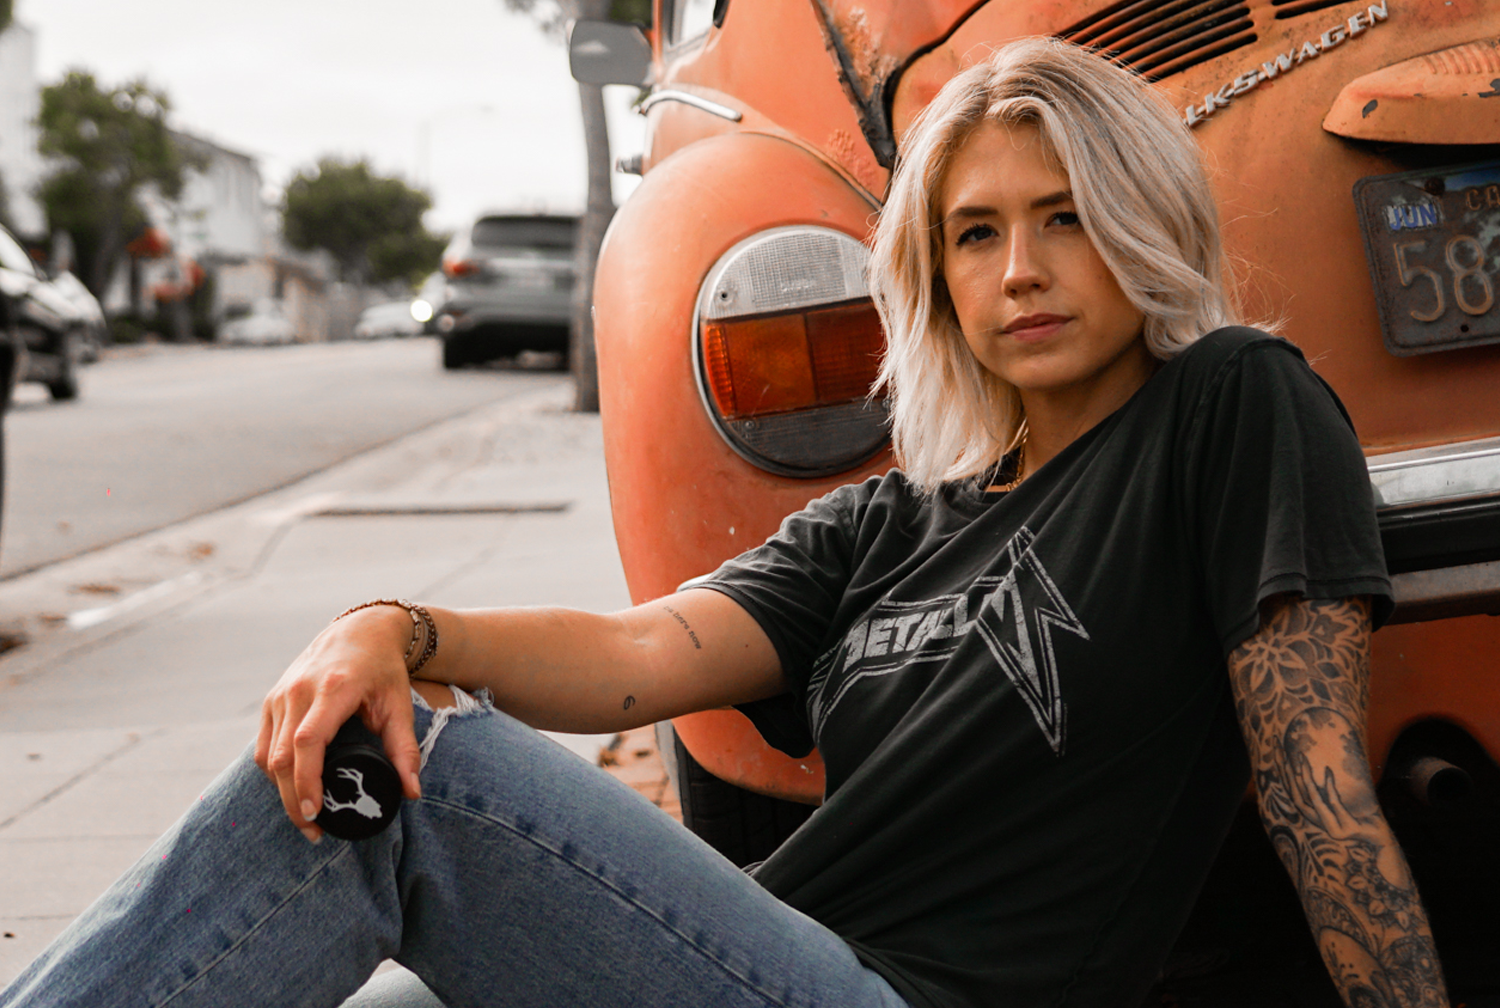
[693,227,889,478]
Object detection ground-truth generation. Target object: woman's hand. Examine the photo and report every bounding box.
[255,606,424,842]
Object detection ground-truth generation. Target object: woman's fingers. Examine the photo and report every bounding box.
[289,700,333,838]
[373,696,424,801]
[263,681,328,841]
[254,700,274,777]
[255,607,418,840]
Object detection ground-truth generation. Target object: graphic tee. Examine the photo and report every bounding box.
[695,328,1393,1008]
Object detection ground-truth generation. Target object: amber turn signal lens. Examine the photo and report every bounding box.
[701,299,882,420]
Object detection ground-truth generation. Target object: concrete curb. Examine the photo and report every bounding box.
[0,382,579,694]
[0,380,672,987]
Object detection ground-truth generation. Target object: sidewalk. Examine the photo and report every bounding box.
[0,382,677,985]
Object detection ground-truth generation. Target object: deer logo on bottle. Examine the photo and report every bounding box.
[323,767,383,819]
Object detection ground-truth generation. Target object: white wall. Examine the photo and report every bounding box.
[0,22,45,235]
[172,134,266,259]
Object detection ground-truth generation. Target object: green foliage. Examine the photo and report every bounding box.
[35,71,198,297]
[281,159,445,286]
[368,230,449,291]
[0,1,12,33]
[108,312,152,345]
[609,0,651,26]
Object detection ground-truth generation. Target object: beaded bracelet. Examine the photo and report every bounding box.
[332,598,439,678]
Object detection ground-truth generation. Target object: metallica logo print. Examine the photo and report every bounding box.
[807,527,1089,754]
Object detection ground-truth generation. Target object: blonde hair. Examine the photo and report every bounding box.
[869,36,1241,492]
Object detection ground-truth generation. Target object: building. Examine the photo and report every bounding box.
[136,131,339,341]
[0,21,46,237]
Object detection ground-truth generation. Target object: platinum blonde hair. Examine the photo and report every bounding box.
[869,36,1241,493]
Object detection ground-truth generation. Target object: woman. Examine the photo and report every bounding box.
[1,38,1447,1008]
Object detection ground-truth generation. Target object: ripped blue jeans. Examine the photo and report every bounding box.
[0,690,909,1008]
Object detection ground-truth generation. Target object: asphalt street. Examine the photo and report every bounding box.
[2,338,555,579]
[0,368,632,988]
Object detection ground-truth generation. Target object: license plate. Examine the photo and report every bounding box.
[1354,160,1500,356]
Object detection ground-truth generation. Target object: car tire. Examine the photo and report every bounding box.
[441,337,469,370]
[665,724,815,868]
[46,331,80,401]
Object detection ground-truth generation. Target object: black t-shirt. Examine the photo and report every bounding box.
[695,328,1393,1008]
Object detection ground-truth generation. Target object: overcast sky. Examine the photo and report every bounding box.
[16,0,644,232]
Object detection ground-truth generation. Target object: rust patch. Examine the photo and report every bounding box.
[827,127,858,165]
[1419,37,1500,76]
[826,127,887,198]
[811,0,900,167]
[833,6,899,98]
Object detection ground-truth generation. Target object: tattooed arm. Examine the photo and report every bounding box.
[1227,595,1448,1008]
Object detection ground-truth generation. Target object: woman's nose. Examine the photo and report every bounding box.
[1002,233,1048,297]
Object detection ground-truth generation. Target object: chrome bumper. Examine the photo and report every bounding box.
[1369,436,1500,624]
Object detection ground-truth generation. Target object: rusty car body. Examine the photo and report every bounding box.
[575,1,1500,996]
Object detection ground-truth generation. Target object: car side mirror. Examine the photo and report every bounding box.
[568,20,651,86]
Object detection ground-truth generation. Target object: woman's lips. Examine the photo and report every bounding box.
[1004,314,1069,342]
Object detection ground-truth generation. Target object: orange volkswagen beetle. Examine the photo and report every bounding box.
[574,1,1500,996]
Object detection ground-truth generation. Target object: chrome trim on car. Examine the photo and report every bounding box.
[1371,437,1500,621]
[1389,559,1500,624]
[640,90,743,122]
[1368,435,1500,510]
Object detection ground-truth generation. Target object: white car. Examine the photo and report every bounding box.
[48,270,107,362]
[353,301,423,340]
[219,299,295,345]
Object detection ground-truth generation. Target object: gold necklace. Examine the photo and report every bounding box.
[993,440,1026,493]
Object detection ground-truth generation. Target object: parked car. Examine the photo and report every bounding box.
[353,300,424,340]
[218,299,295,346]
[46,269,107,363]
[574,0,1500,994]
[0,224,84,400]
[433,213,577,369]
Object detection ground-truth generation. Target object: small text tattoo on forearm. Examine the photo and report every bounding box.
[622,695,636,710]
[662,605,702,649]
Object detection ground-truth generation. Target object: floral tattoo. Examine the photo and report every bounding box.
[1229,597,1447,1008]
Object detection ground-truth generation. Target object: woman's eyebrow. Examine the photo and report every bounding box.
[941,205,993,226]
[941,190,1073,228]
[1032,190,1073,209]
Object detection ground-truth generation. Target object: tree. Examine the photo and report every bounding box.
[503,0,648,412]
[281,158,446,287]
[35,71,196,299]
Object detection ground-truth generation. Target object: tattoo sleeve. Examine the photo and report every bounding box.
[1228,596,1449,1008]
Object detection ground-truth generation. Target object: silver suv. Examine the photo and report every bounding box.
[434,214,578,369]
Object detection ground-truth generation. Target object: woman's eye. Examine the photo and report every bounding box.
[955,223,995,246]
[1048,210,1081,228]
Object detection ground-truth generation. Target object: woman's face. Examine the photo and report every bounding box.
[937,121,1151,408]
